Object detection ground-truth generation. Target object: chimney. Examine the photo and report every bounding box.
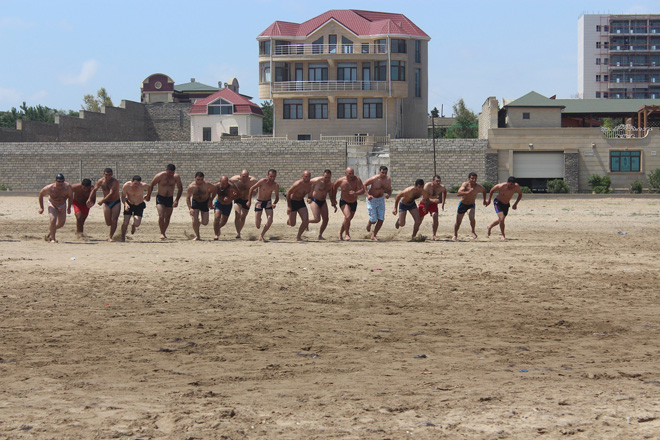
[191,78,195,82]
[218,81,223,88]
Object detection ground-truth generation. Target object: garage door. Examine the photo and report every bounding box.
[513,152,564,178]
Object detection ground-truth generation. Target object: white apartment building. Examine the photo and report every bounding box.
[578,14,660,99]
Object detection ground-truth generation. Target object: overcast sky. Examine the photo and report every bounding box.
[1,0,658,115]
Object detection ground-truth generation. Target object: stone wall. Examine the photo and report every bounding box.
[144,102,192,141]
[0,141,346,191]
[389,139,491,189]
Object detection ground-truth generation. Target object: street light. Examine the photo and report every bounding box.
[430,107,440,175]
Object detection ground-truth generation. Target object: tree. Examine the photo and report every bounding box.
[446,98,478,139]
[261,100,273,134]
[82,87,114,112]
[0,102,63,129]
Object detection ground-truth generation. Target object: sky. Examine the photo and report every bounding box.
[1,0,658,116]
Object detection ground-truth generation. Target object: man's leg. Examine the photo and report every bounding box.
[468,208,478,239]
[296,207,309,241]
[487,211,502,238]
[108,203,121,240]
[287,208,297,227]
[255,209,263,229]
[156,204,169,239]
[47,206,58,242]
[453,213,465,241]
[396,209,407,229]
[121,214,131,241]
[259,209,273,241]
[432,213,439,240]
[410,209,422,239]
[191,209,201,240]
[132,216,142,233]
[343,207,355,241]
[318,203,329,239]
[309,201,321,224]
[75,211,87,237]
[200,210,209,226]
[366,200,375,232]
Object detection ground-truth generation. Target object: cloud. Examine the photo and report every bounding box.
[59,59,99,85]
[0,16,36,30]
[29,90,48,102]
[0,87,21,105]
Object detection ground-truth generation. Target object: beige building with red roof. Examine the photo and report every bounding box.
[257,9,429,140]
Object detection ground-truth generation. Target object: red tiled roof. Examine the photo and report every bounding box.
[189,88,263,116]
[258,9,428,39]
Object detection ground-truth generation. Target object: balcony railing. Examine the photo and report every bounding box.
[600,125,651,139]
[271,81,388,92]
[267,43,388,56]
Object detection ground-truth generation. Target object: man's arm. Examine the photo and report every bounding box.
[456,182,470,197]
[38,186,47,214]
[247,179,264,207]
[392,190,405,215]
[512,185,523,209]
[145,174,159,201]
[353,178,365,196]
[121,183,128,209]
[173,175,183,207]
[363,176,375,199]
[481,185,488,205]
[207,184,218,209]
[486,184,500,205]
[87,179,102,207]
[186,184,193,213]
[286,182,297,208]
[273,184,280,207]
[441,187,447,211]
[385,178,392,199]
[66,184,73,213]
[99,180,119,205]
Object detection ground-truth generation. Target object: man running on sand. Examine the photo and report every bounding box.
[453,172,487,241]
[286,170,313,241]
[247,169,279,242]
[212,176,239,240]
[120,176,149,242]
[71,178,94,239]
[88,168,121,242]
[308,170,337,240]
[229,170,257,239]
[38,173,72,243]
[418,175,447,241]
[186,172,214,241]
[145,164,183,240]
[363,165,392,241]
[392,179,425,240]
[333,167,365,241]
[486,176,523,241]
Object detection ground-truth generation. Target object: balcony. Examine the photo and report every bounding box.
[271,81,388,92]
[263,43,389,57]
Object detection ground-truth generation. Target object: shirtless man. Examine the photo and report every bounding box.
[71,178,94,238]
[333,167,365,241]
[186,172,214,241]
[418,175,447,241]
[145,164,183,240]
[363,165,392,241]
[286,170,313,241]
[229,170,258,239]
[212,176,239,240]
[247,169,280,242]
[120,176,149,242]
[486,176,523,241]
[87,168,121,242]
[308,170,337,240]
[38,174,72,243]
[453,172,487,241]
[392,179,425,240]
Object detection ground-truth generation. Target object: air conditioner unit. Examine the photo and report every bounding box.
[617,45,621,50]
[617,29,621,34]
[617,61,621,66]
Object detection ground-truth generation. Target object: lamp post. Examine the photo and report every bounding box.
[430,107,439,176]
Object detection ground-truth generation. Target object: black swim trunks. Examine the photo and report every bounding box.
[255,199,273,212]
[124,201,146,217]
[339,199,358,212]
[191,198,210,212]
[234,198,249,210]
[214,199,233,217]
[398,201,417,212]
[457,202,476,215]
[156,194,174,208]
[290,198,306,211]
[493,198,510,217]
[104,199,121,209]
[311,197,327,208]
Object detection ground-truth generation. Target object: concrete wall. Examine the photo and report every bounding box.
[190,113,263,141]
[0,141,346,191]
[479,97,499,139]
[505,107,562,128]
[389,139,492,190]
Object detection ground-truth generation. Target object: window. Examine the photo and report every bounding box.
[259,41,271,55]
[604,74,609,82]
[308,99,328,119]
[363,98,382,118]
[522,112,530,120]
[329,34,337,54]
[361,43,370,54]
[208,98,233,115]
[337,63,357,81]
[375,61,387,81]
[275,62,290,82]
[414,69,421,97]
[596,58,601,65]
[596,92,601,98]
[604,41,609,48]
[312,37,323,54]
[337,98,357,119]
[611,151,641,172]
[260,62,271,82]
[283,99,302,119]
[596,42,601,48]
[391,61,406,81]
[391,39,407,53]
[229,126,239,136]
[308,63,328,81]
[342,36,353,54]
[415,40,421,63]
[203,127,211,141]
[596,74,601,82]
[596,25,601,32]
[375,39,387,53]
[274,40,290,55]
[298,134,311,141]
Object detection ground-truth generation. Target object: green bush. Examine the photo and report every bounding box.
[521,186,532,194]
[449,185,460,193]
[648,169,660,193]
[482,181,494,193]
[547,179,570,193]
[0,184,12,191]
[629,180,643,194]
[588,174,612,194]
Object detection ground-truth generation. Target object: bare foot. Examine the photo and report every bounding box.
[50,238,58,243]
[366,222,372,232]
[433,235,439,241]
[120,237,126,242]
[296,236,303,242]
[192,236,200,241]
[395,220,400,229]
[486,225,492,237]
[236,233,241,239]
[131,224,137,235]
[339,231,344,241]
[471,232,478,239]
[452,235,458,242]
[500,235,507,241]
[317,235,325,240]
[344,234,351,241]
[371,235,379,241]
[259,235,267,242]
[286,218,291,226]
[107,238,113,242]
[160,234,167,240]
[44,234,51,242]
[214,235,219,241]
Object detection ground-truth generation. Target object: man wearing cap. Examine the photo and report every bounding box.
[38,174,73,243]
[87,168,121,242]
[120,176,150,242]
[71,178,95,239]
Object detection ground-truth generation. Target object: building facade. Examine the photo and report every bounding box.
[257,9,429,140]
[579,14,660,99]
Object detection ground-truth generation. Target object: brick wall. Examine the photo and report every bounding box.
[0,141,346,191]
[389,139,490,189]
[144,102,192,141]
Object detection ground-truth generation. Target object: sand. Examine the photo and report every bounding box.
[1,194,659,439]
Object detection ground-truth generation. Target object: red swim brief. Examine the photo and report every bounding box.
[418,202,438,218]
[72,199,90,216]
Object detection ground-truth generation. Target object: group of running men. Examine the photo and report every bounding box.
[37,164,522,243]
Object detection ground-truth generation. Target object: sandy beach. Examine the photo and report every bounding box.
[1,193,660,439]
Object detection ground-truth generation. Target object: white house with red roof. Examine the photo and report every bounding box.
[189,79,263,141]
[257,9,429,140]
